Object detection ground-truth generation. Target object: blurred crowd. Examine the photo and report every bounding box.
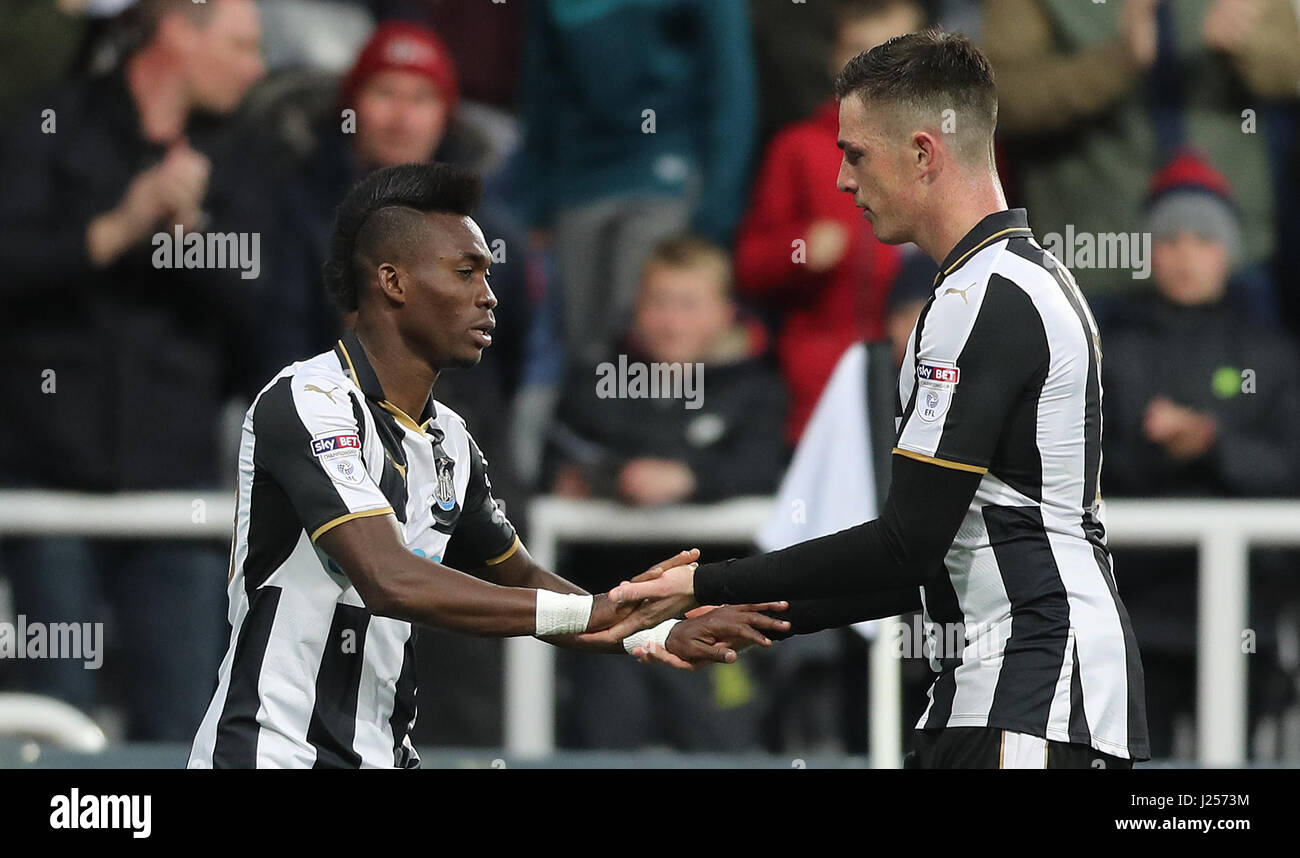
[0,0,1298,761]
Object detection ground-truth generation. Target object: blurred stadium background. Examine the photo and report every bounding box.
[0,0,1297,768]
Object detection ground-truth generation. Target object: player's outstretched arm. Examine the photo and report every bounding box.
[470,544,790,666]
[318,514,673,637]
[480,545,707,654]
[606,453,982,608]
[629,585,923,669]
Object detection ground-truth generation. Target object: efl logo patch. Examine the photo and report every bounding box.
[311,433,361,460]
[328,455,366,486]
[915,360,958,424]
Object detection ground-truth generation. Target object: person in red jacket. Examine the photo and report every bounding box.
[734,0,922,443]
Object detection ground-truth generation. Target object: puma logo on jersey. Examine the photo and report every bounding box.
[943,283,975,304]
[305,383,341,404]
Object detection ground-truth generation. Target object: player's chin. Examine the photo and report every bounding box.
[872,220,908,245]
[448,346,485,369]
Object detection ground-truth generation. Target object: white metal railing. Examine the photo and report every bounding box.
[1,491,1296,765]
[0,693,108,752]
[519,496,1300,767]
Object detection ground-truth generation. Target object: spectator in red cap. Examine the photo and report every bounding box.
[338,21,458,169]
[1101,149,1300,759]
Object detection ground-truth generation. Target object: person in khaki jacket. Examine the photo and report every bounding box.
[983,0,1300,311]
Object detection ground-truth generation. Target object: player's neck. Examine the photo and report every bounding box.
[917,176,1008,269]
[352,326,439,422]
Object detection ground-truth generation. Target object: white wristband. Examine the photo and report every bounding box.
[534,591,594,636]
[623,619,680,655]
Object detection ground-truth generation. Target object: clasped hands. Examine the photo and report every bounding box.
[579,549,788,670]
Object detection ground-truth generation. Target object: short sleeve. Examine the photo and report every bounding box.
[896,274,1046,471]
[251,375,394,541]
[447,430,520,567]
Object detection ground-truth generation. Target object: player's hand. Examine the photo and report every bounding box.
[632,602,790,670]
[593,561,700,642]
[583,593,637,635]
[574,549,700,643]
[608,559,697,604]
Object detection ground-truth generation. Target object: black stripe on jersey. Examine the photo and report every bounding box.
[367,401,411,523]
[920,568,966,729]
[1004,239,1103,510]
[349,391,369,450]
[983,275,1048,500]
[252,377,356,539]
[445,432,517,562]
[1092,541,1151,759]
[242,471,302,595]
[1068,638,1092,746]
[388,634,418,768]
[307,603,371,769]
[937,274,1049,488]
[984,505,1072,735]
[211,585,282,768]
[378,454,409,523]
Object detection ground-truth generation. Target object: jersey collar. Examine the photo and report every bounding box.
[334,331,440,436]
[934,208,1034,286]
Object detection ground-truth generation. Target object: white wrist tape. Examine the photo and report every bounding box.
[623,619,680,655]
[534,591,594,636]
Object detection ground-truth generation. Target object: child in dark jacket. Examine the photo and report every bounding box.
[548,235,787,506]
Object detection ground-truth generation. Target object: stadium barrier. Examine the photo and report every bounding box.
[0,490,1295,766]
[0,693,108,752]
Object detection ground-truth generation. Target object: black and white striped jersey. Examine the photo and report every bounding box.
[188,332,519,769]
[895,209,1149,761]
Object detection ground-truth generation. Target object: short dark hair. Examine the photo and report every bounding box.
[834,28,996,159]
[322,162,481,312]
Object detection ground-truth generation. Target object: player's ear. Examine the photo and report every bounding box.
[914,130,939,174]
[375,263,407,306]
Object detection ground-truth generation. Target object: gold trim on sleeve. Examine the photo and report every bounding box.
[482,535,521,566]
[892,447,989,474]
[310,506,395,542]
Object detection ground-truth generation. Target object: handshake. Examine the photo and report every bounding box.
[576,549,789,670]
